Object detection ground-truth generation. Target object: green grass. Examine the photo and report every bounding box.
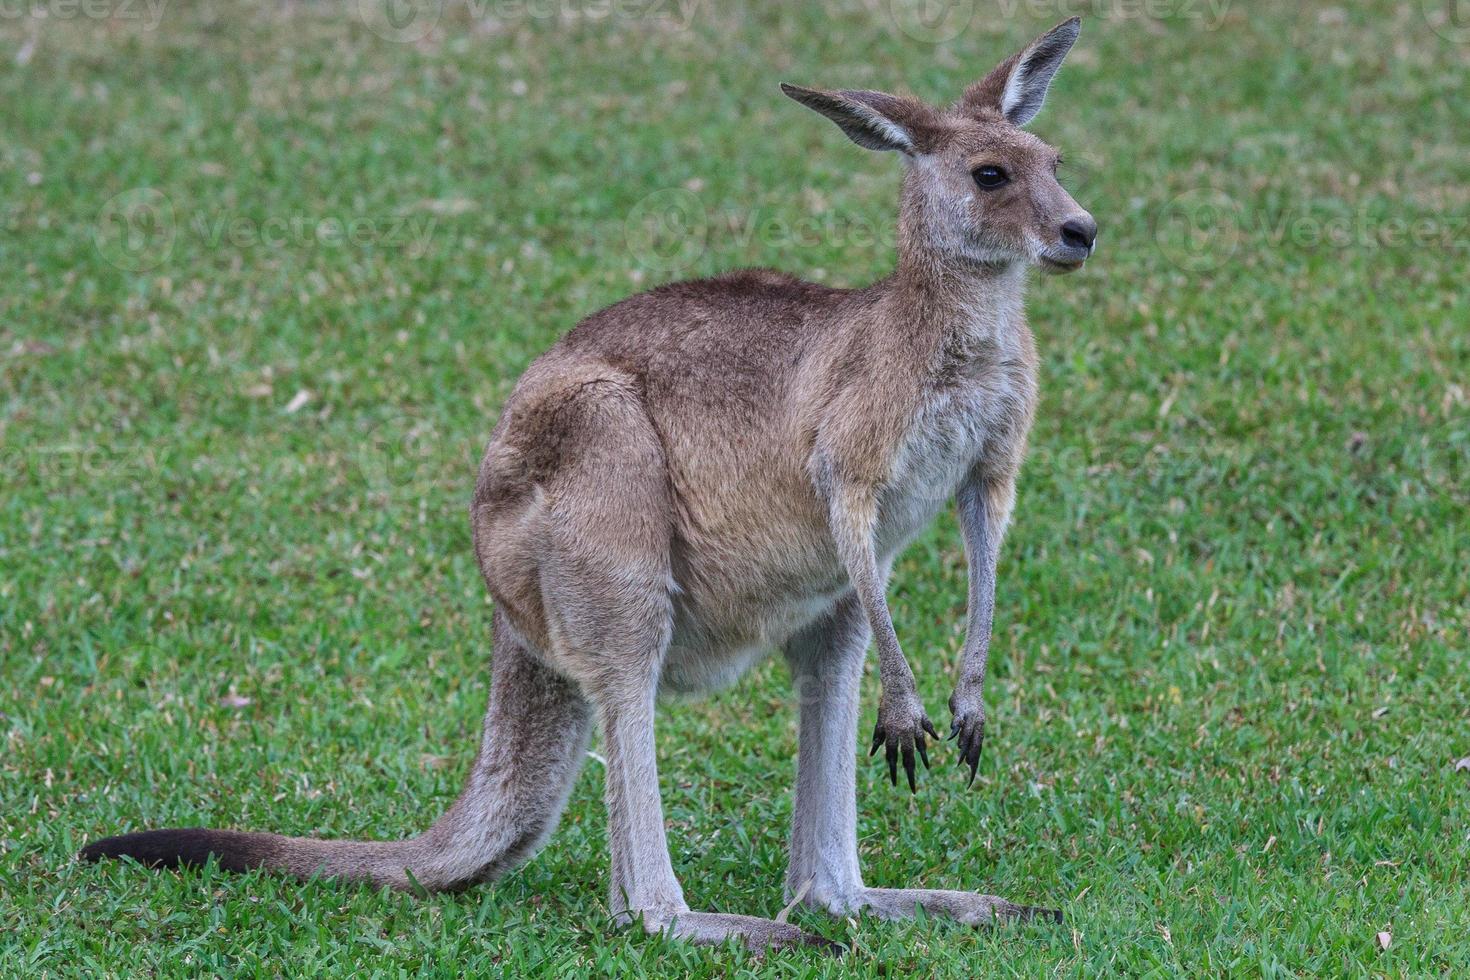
[2,0,1467,974]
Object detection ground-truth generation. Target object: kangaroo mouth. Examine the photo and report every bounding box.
[1039,255,1085,273]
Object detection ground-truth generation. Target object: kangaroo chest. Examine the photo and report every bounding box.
[875,345,1037,555]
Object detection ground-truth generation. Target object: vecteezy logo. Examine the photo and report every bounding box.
[1153,188,1244,274]
[624,187,708,275]
[349,411,445,495]
[1421,0,1470,44]
[94,188,176,272]
[883,0,975,44]
[357,0,443,43]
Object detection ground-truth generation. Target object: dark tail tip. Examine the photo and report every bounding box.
[805,934,849,956]
[1014,904,1064,925]
[79,828,276,873]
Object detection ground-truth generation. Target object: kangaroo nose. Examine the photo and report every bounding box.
[1060,215,1097,252]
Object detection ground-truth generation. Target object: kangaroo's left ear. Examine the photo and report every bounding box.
[781,83,944,155]
[958,17,1080,127]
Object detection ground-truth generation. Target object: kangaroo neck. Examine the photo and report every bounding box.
[877,249,1029,345]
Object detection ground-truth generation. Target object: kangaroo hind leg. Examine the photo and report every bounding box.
[532,376,838,952]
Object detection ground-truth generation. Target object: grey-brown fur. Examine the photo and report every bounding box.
[82,19,1095,952]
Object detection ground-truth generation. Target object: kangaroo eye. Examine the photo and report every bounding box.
[972,166,1009,190]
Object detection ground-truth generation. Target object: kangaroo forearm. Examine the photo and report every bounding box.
[957,536,997,688]
[955,477,1007,691]
[958,577,996,687]
[825,476,938,791]
[852,556,914,692]
[825,479,915,694]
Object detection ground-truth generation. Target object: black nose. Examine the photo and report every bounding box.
[1060,215,1097,251]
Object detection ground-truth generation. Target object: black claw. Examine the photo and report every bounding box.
[916,737,930,770]
[922,717,939,740]
[947,719,960,740]
[886,741,899,787]
[951,721,985,787]
[902,745,916,792]
[869,724,883,757]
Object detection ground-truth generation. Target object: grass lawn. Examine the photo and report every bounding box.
[2,0,1467,974]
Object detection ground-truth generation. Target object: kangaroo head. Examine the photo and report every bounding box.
[782,17,1095,275]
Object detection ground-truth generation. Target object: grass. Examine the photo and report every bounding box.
[2,0,1467,974]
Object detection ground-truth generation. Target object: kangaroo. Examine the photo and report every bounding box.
[81,18,1097,952]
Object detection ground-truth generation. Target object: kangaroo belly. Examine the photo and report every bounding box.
[660,590,842,695]
[659,525,852,695]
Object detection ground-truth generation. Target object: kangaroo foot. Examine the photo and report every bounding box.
[639,908,844,953]
[818,887,1061,927]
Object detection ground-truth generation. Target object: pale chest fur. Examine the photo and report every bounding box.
[875,310,1038,554]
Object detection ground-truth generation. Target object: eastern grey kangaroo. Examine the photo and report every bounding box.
[82,18,1097,952]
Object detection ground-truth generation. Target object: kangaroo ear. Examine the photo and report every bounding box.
[959,17,1080,127]
[780,84,942,155]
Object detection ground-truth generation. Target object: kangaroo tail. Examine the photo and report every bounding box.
[80,619,592,892]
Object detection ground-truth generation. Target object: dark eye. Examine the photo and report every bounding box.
[972,165,1009,190]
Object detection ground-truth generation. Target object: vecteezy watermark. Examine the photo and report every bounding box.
[1420,0,1470,44]
[187,210,438,253]
[93,188,439,271]
[1153,188,1244,274]
[1155,188,1470,273]
[356,0,441,42]
[879,0,976,44]
[3,420,450,500]
[998,0,1231,28]
[880,0,1231,44]
[348,411,449,496]
[0,442,158,486]
[624,187,709,274]
[623,187,900,275]
[94,188,176,272]
[485,0,700,27]
[355,0,700,42]
[0,0,168,28]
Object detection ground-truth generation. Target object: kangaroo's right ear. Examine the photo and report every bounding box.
[780,84,943,155]
[959,17,1081,126]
